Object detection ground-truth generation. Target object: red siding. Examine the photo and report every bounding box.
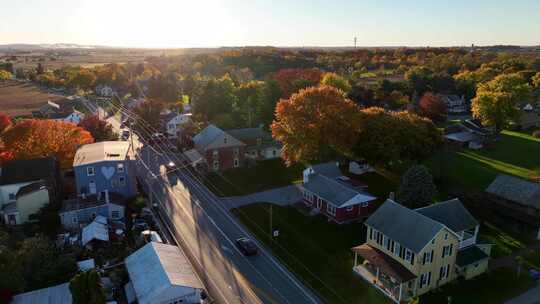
[204,145,245,170]
[303,190,375,223]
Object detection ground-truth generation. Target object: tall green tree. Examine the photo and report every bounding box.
[69,269,106,304]
[472,73,532,133]
[258,79,282,128]
[397,165,437,209]
[192,75,237,122]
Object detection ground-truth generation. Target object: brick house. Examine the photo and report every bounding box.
[301,162,377,223]
[192,124,246,171]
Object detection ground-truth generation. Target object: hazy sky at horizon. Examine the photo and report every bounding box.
[1,0,539,48]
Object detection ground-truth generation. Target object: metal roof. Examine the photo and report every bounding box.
[415,198,479,232]
[73,141,133,167]
[308,162,343,179]
[125,242,203,304]
[303,174,376,207]
[11,283,72,304]
[486,174,540,210]
[365,199,445,254]
[81,216,109,246]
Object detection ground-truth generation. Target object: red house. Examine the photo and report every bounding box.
[301,163,377,223]
[192,124,246,171]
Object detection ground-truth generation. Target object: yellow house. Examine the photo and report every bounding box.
[352,199,491,303]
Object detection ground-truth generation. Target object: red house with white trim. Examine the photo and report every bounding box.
[301,162,377,223]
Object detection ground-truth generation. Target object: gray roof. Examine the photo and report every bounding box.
[73,141,133,166]
[444,131,479,143]
[125,242,203,304]
[193,124,226,149]
[416,198,479,233]
[486,174,540,210]
[227,127,271,142]
[11,283,72,304]
[365,200,445,253]
[303,174,376,207]
[309,162,343,179]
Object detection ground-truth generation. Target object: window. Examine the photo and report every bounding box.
[384,236,389,248]
[346,206,354,212]
[87,166,95,176]
[394,243,401,256]
[213,160,219,170]
[119,176,126,186]
[360,201,369,208]
[423,250,434,265]
[327,204,336,216]
[272,150,277,156]
[376,232,383,245]
[72,217,78,223]
[233,158,240,168]
[444,233,448,240]
[223,137,227,144]
[439,264,450,280]
[8,193,15,201]
[405,249,415,265]
[213,150,219,157]
[420,272,432,288]
[117,163,124,173]
[111,211,120,219]
[442,244,454,258]
[233,148,239,156]
[91,212,96,219]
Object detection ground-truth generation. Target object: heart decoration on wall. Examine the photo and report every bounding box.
[101,166,115,180]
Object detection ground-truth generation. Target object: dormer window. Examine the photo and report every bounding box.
[224,137,227,144]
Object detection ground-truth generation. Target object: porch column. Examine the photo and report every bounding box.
[354,251,358,267]
[376,267,380,281]
[398,282,403,302]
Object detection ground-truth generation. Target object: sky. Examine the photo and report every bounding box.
[1,0,539,48]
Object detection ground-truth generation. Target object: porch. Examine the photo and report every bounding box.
[352,244,417,303]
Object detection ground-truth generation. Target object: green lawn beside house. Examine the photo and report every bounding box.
[231,203,391,304]
[421,268,536,304]
[204,158,305,196]
[478,222,528,258]
[427,130,540,192]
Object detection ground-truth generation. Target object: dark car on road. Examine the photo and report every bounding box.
[235,237,258,256]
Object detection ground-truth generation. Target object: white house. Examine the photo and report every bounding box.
[163,112,192,138]
[124,242,205,304]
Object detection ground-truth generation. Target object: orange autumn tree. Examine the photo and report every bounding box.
[271,85,362,165]
[274,68,323,98]
[1,119,94,169]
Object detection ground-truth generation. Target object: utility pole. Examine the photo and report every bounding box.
[354,37,357,49]
[269,204,273,244]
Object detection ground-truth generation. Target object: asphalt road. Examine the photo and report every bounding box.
[88,102,321,304]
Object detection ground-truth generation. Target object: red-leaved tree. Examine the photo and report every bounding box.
[79,115,117,142]
[418,92,447,123]
[274,68,323,98]
[1,119,94,169]
[0,112,12,134]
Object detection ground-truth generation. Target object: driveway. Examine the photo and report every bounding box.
[505,283,540,304]
[221,185,303,210]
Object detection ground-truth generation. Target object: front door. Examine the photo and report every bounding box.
[89,181,97,194]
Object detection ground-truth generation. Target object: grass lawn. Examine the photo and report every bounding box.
[204,159,305,196]
[426,130,540,192]
[231,203,391,304]
[421,268,536,304]
[478,222,528,258]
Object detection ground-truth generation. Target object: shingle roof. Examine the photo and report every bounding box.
[0,157,57,185]
[486,174,540,210]
[303,174,376,207]
[193,124,225,149]
[365,200,445,253]
[456,245,489,267]
[309,162,343,179]
[226,127,271,142]
[125,242,203,304]
[73,141,133,166]
[16,180,48,198]
[11,283,72,304]
[193,124,244,151]
[416,198,479,233]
